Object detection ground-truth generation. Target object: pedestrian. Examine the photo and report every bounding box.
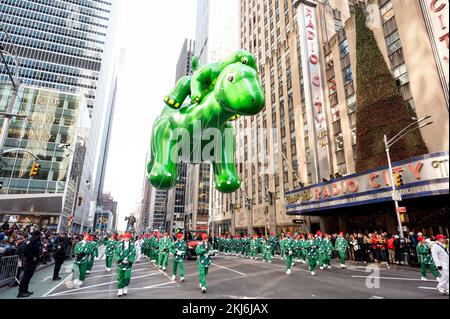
[72,234,93,288]
[335,232,350,269]
[115,233,136,297]
[17,230,42,298]
[387,235,396,265]
[52,233,67,281]
[135,235,143,263]
[416,236,441,282]
[171,232,187,282]
[158,232,171,271]
[196,233,212,293]
[431,234,449,296]
[105,234,117,272]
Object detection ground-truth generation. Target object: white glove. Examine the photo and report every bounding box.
[177,251,183,256]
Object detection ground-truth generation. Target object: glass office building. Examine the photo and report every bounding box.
[0,0,113,110]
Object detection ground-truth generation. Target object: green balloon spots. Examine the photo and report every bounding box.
[148,51,265,193]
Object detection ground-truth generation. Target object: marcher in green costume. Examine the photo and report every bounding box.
[171,233,187,282]
[304,234,319,276]
[158,232,172,271]
[250,235,259,260]
[115,233,136,297]
[285,233,297,275]
[148,53,265,194]
[319,234,334,270]
[261,236,273,263]
[105,234,117,272]
[196,233,212,294]
[72,234,94,288]
[335,232,350,269]
[416,237,441,281]
[298,234,307,264]
[86,235,98,273]
[279,234,286,260]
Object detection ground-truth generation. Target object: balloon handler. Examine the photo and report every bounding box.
[196,233,212,294]
[115,233,136,297]
[171,233,187,282]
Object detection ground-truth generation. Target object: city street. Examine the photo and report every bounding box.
[0,249,447,300]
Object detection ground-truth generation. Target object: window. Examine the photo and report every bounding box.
[380,1,394,23]
[386,31,401,54]
[342,65,353,84]
[339,39,350,58]
[393,64,409,87]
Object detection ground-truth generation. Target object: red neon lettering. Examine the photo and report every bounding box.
[310,54,319,65]
[438,14,448,30]
[313,188,321,200]
[306,8,312,18]
[331,183,340,196]
[369,173,381,188]
[341,180,347,194]
[322,186,331,198]
[315,115,325,127]
[348,179,359,193]
[383,170,391,186]
[431,0,446,12]
[307,30,315,40]
[439,32,449,48]
[392,167,404,174]
[408,162,424,180]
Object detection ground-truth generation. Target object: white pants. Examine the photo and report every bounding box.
[437,266,449,292]
[136,249,141,262]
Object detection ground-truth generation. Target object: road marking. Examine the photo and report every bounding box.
[42,276,52,282]
[369,296,385,299]
[418,286,437,290]
[212,263,246,276]
[42,273,73,297]
[45,272,162,297]
[84,268,146,280]
[89,261,152,273]
[352,275,424,281]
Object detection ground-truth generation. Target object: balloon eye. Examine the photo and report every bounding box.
[242,58,248,65]
[227,74,235,82]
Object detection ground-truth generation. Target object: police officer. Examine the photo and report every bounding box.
[17,230,42,298]
[53,233,68,280]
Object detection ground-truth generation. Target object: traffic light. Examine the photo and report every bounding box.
[394,173,404,188]
[78,196,83,206]
[29,162,40,177]
[400,213,410,223]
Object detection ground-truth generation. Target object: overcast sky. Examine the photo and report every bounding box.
[103,0,197,231]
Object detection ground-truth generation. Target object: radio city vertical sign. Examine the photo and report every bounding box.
[420,0,449,104]
[296,0,332,182]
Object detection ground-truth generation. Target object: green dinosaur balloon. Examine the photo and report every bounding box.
[164,50,257,112]
[148,52,265,193]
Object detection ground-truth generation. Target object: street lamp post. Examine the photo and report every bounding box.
[384,116,433,238]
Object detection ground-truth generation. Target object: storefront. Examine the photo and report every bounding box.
[286,152,449,236]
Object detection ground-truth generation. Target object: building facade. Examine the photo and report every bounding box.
[227,0,448,236]
[188,0,240,234]
[0,85,88,231]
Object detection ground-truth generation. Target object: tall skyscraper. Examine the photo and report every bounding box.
[0,0,121,232]
[186,0,239,233]
[165,39,194,234]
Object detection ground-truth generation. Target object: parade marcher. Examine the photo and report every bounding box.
[86,235,98,274]
[294,234,302,264]
[135,235,143,263]
[115,233,136,297]
[279,234,286,260]
[299,234,307,264]
[105,234,117,272]
[52,233,68,280]
[285,233,296,275]
[72,234,93,288]
[261,236,272,263]
[150,231,159,263]
[250,234,259,260]
[319,234,334,270]
[416,236,441,282]
[304,234,318,276]
[335,232,350,269]
[431,234,449,295]
[171,233,187,282]
[269,233,277,258]
[196,233,212,293]
[17,230,42,298]
[158,232,171,271]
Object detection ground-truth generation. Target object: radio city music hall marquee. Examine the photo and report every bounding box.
[286,152,449,215]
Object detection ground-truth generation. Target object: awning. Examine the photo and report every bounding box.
[0,193,63,215]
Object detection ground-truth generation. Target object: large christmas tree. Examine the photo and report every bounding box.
[354,4,428,172]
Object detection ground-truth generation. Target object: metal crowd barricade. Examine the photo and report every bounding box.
[0,255,20,287]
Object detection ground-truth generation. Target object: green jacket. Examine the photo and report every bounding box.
[335,237,349,253]
[416,243,435,265]
[171,240,187,262]
[114,241,136,270]
[105,239,117,257]
[304,239,318,259]
[196,241,212,268]
[285,238,297,256]
[74,241,94,264]
[159,237,172,253]
[319,239,334,255]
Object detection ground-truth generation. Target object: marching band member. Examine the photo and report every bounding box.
[171,233,187,282]
[196,233,212,293]
[105,234,117,272]
[115,232,136,297]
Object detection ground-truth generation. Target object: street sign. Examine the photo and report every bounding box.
[293,219,305,224]
[392,191,402,201]
[396,207,407,213]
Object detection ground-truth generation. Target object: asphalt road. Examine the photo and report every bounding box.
[1,249,447,299]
